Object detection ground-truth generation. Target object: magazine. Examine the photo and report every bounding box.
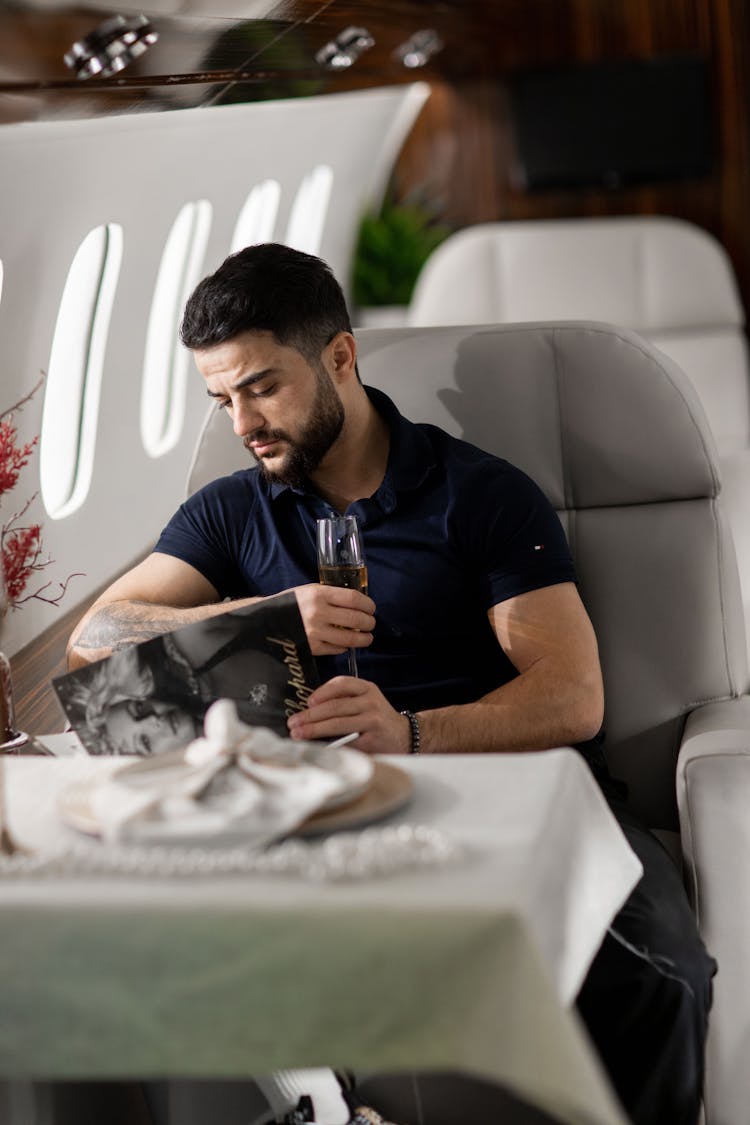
[53,592,320,755]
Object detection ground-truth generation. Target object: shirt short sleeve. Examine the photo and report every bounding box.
[153,474,253,599]
[463,458,577,608]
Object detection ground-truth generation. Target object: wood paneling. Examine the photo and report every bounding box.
[7,560,144,737]
[9,595,89,736]
[393,0,750,313]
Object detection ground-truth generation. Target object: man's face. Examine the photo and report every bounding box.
[195,330,345,489]
[105,698,197,756]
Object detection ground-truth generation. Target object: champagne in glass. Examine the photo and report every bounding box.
[317,515,367,677]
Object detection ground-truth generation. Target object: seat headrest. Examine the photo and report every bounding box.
[355,321,721,511]
[408,217,744,332]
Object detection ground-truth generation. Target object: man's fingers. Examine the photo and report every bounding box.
[308,674,365,699]
[320,586,376,615]
[296,700,363,726]
[322,607,375,633]
[293,583,375,654]
[289,677,370,735]
[312,628,373,654]
[289,703,373,743]
[308,601,374,652]
[295,583,375,617]
[307,676,368,708]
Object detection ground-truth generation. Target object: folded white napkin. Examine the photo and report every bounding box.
[90,700,354,846]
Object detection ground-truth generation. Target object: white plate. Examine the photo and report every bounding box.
[297,760,413,837]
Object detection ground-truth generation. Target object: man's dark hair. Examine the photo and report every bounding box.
[180,242,353,362]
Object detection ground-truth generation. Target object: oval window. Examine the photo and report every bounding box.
[231,179,281,252]
[141,200,213,459]
[285,165,333,255]
[40,224,123,519]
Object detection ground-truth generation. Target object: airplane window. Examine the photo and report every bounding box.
[284,164,333,255]
[40,223,123,520]
[230,179,281,253]
[141,199,212,459]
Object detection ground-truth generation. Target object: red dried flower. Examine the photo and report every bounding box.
[0,421,37,500]
[0,379,81,610]
[2,524,41,602]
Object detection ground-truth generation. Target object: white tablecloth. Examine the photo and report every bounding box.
[0,748,641,1125]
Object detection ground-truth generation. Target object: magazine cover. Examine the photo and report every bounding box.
[53,592,320,755]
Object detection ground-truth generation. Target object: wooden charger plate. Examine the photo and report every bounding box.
[296,759,413,836]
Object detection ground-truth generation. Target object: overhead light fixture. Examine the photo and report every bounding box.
[393,29,444,69]
[315,27,375,70]
[64,14,158,80]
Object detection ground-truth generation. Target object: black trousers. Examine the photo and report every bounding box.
[576,803,717,1125]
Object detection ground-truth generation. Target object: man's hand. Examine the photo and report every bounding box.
[293,584,375,657]
[287,676,410,755]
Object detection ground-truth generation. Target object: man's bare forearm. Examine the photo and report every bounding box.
[67,597,259,669]
[418,657,604,755]
[73,600,216,650]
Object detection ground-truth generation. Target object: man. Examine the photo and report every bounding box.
[68,243,714,1125]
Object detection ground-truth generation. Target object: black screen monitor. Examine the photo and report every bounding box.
[509,56,713,191]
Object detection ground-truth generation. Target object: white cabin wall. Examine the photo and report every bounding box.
[0,83,429,656]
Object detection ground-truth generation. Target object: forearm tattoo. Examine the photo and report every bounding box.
[74,601,189,653]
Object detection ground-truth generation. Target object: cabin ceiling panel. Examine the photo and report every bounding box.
[0,0,476,123]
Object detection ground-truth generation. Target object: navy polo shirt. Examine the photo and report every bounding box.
[154,387,576,713]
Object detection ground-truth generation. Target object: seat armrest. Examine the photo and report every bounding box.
[677,696,750,912]
[679,695,750,759]
[677,696,750,1125]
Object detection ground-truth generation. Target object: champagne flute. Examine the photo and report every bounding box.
[317,515,367,677]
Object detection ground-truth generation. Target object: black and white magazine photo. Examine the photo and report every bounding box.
[53,592,319,755]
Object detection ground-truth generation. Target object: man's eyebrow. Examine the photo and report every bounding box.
[206,368,275,398]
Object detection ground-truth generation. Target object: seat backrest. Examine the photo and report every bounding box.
[187,321,749,830]
[407,217,750,665]
[409,217,748,449]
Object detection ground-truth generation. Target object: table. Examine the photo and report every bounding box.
[0,748,641,1125]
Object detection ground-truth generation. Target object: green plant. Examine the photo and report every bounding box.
[351,198,451,308]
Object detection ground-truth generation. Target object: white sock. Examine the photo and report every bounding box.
[254,1068,350,1124]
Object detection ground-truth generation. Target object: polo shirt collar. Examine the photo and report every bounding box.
[267,386,435,508]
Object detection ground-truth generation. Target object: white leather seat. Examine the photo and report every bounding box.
[407,216,750,671]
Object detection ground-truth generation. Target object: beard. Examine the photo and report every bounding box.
[243,365,345,490]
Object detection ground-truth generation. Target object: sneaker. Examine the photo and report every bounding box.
[337,1074,407,1125]
[270,1090,405,1125]
[273,1095,315,1124]
[347,1107,401,1125]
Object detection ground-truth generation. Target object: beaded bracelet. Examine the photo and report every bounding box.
[400,709,421,754]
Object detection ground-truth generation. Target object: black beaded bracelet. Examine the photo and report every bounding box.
[400,709,421,754]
